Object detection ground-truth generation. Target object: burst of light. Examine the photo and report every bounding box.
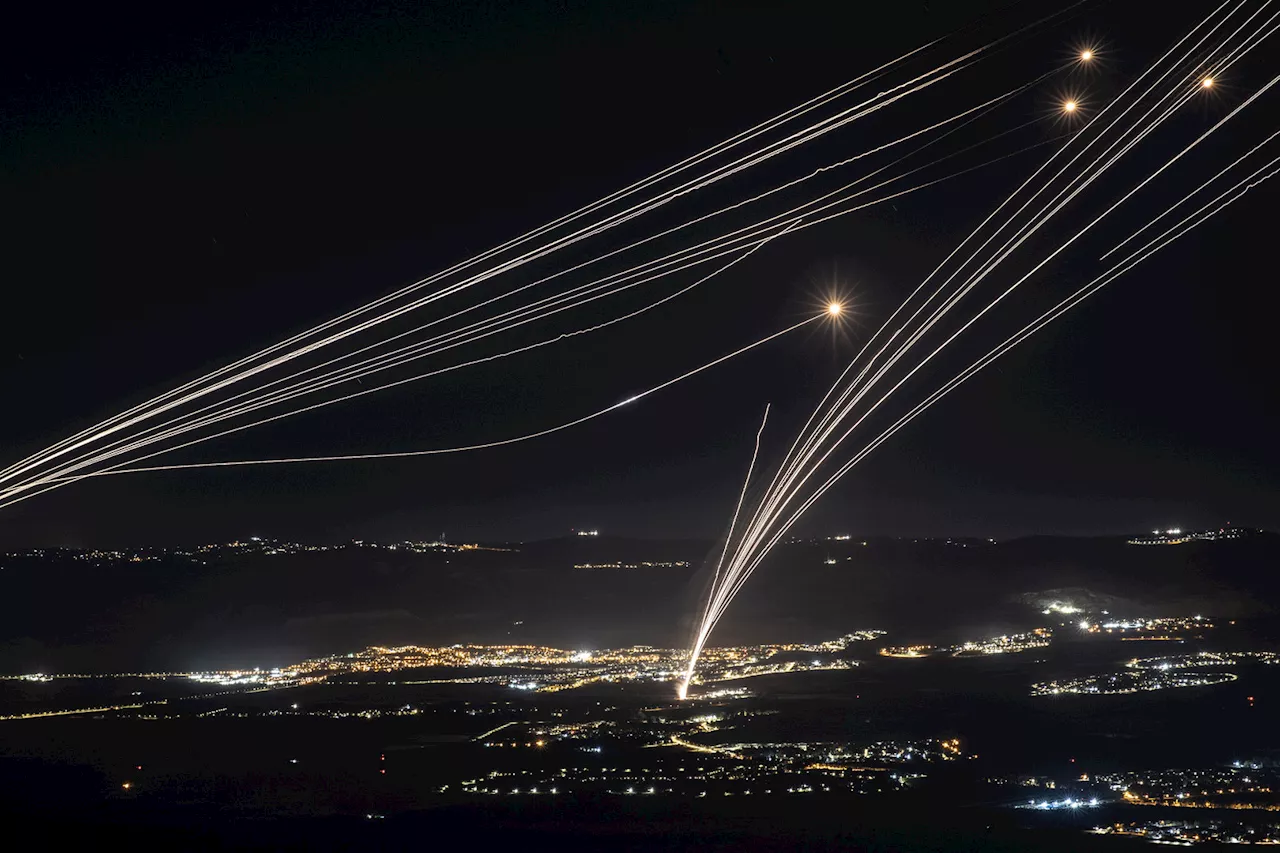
[1079,49,1093,62]
[827,302,843,317]
[1202,77,1215,89]
[1062,100,1078,114]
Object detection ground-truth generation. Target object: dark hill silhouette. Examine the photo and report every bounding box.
[1,531,1274,672]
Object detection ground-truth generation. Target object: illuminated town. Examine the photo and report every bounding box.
[259,631,884,694]
[1089,820,1280,844]
[0,630,885,709]
[0,536,518,568]
[879,628,1051,658]
[2,535,1277,848]
[1030,669,1239,696]
[1100,766,1280,810]
[451,733,962,798]
[572,560,691,570]
[1126,650,1280,670]
[1078,614,1215,638]
[2,609,1279,849]
[1126,526,1260,546]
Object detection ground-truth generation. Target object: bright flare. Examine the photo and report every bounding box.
[827,302,844,316]
[1079,49,1093,62]
[1062,100,1078,113]
[1202,76,1215,88]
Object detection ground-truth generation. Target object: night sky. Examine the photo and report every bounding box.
[2,0,1275,547]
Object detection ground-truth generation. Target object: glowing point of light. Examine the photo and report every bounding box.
[1062,100,1078,114]
[1201,77,1215,89]
[1079,49,1093,62]
[827,302,843,317]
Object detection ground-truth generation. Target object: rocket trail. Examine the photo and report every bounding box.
[3,127,1057,504]
[732,147,1280,586]
[700,4,1275,645]
[682,403,773,701]
[678,0,1280,694]
[0,37,995,488]
[2,3,1085,507]
[16,317,818,494]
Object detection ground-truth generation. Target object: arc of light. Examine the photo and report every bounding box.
[7,316,818,501]
[675,0,1274,686]
[0,42,992,488]
[5,130,1060,501]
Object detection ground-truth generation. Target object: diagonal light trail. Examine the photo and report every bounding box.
[23,319,813,493]
[2,114,1061,505]
[679,0,1279,697]
[0,38,997,489]
[2,4,1085,509]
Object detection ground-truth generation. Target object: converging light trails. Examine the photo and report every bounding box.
[678,1,1280,697]
[1,7,1084,509]
[28,318,816,485]
[0,42,983,484]
[2,113,1043,502]
[1,128,1064,506]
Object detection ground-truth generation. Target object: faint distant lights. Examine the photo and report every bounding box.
[575,529,599,537]
[1127,525,1252,546]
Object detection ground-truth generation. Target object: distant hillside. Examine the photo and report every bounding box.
[0,532,1276,673]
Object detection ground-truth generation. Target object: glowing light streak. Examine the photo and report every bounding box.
[680,1,1278,691]
[723,3,1248,579]
[23,316,818,486]
[3,5,1087,504]
[0,39,1002,491]
[702,116,1280,688]
[5,130,1060,503]
[683,404,772,700]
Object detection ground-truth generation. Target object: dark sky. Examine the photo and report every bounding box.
[2,0,1275,547]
